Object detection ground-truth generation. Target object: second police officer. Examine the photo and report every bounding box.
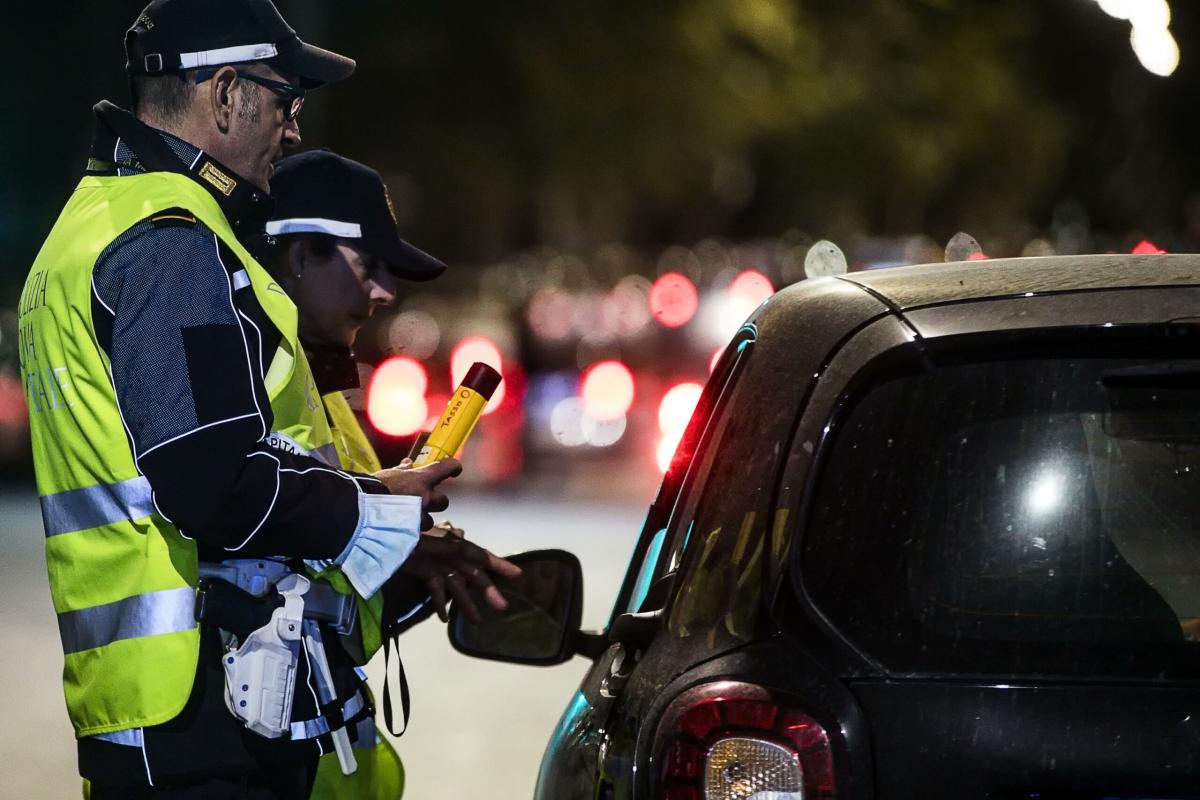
[262,149,483,799]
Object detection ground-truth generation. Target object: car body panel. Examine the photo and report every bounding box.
[903,286,1200,338]
[839,254,1200,310]
[851,680,1200,799]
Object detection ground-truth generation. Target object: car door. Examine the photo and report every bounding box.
[533,323,760,800]
[534,278,890,800]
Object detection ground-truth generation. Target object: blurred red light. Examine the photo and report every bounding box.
[0,374,28,425]
[451,336,506,415]
[581,360,635,421]
[656,435,680,473]
[729,270,774,308]
[1132,239,1167,255]
[366,357,429,437]
[659,382,703,437]
[649,272,699,329]
[709,347,723,374]
[656,382,703,472]
[526,287,575,341]
[966,251,989,261]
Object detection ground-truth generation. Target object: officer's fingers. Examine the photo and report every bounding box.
[423,490,450,514]
[443,523,465,540]
[457,563,509,612]
[487,553,523,578]
[418,457,462,485]
[421,511,436,531]
[445,571,470,599]
[483,584,508,611]
[452,541,523,580]
[427,576,450,623]
[448,580,484,625]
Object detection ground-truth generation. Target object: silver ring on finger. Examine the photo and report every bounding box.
[445,571,456,580]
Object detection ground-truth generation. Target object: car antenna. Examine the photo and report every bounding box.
[804,239,848,278]
[945,231,986,262]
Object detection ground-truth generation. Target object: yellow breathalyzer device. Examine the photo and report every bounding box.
[411,362,503,465]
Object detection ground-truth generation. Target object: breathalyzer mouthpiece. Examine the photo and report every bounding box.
[410,362,502,466]
[462,362,502,399]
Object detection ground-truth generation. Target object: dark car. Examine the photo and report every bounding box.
[451,254,1200,799]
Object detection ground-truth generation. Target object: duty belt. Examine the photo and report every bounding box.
[290,689,368,741]
[196,559,357,637]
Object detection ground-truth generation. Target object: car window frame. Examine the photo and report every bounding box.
[607,324,758,625]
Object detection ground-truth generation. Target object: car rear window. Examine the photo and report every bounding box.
[801,351,1200,679]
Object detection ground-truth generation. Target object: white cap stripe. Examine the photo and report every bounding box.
[265,218,363,238]
[179,43,278,69]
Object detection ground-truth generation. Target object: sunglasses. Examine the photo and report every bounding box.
[194,68,305,122]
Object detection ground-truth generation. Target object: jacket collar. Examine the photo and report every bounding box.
[304,343,360,395]
[89,101,273,237]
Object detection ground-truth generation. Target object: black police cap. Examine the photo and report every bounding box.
[266,150,446,282]
[125,0,354,89]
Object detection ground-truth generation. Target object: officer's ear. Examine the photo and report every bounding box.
[208,66,240,133]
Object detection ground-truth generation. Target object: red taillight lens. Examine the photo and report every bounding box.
[653,682,836,799]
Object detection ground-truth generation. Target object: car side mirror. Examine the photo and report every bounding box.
[448,549,584,666]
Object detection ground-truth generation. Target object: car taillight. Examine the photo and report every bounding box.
[652,681,836,800]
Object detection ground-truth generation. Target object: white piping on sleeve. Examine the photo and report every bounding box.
[139,413,260,459]
[237,309,264,380]
[141,732,154,787]
[213,234,267,442]
[223,450,281,552]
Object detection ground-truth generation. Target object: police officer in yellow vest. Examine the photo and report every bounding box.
[19,1,520,797]
[260,150,459,799]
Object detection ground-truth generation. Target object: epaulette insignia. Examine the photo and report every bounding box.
[149,208,198,228]
[198,161,237,196]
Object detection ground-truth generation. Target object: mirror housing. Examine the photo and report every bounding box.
[448,549,584,666]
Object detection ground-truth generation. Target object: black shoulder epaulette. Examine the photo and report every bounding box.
[147,207,199,229]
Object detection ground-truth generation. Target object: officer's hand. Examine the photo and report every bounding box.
[427,520,465,539]
[374,458,462,529]
[399,533,522,624]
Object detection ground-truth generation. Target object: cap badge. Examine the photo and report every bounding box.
[199,162,237,197]
[137,13,154,30]
[383,185,399,226]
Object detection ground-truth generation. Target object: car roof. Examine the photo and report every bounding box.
[836,254,1200,311]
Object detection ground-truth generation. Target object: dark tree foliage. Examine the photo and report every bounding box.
[4,0,1199,298]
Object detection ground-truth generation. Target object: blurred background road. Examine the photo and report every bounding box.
[0,485,649,799]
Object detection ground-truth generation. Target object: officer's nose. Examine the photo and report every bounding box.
[282,117,301,149]
[368,271,397,307]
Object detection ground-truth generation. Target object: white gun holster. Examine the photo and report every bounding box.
[222,573,310,738]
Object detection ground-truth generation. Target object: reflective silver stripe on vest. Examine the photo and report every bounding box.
[90,727,144,747]
[289,690,367,740]
[313,443,338,467]
[40,476,155,537]
[264,432,339,468]
[58,587,196,655]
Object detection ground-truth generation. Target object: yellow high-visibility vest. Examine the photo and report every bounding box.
[21,171,335,735]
